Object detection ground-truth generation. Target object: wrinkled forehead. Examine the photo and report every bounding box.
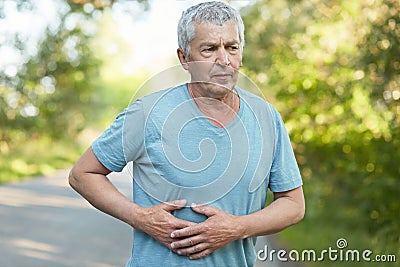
[192,20,240,40]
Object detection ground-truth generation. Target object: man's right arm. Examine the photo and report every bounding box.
[69,147,196,250]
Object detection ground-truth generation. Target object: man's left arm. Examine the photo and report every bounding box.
[170,186,305,259]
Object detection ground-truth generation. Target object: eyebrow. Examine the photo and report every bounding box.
[200,40,240,47]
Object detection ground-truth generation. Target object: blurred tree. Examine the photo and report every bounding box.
[0,0,148,144]
[354,0,400,249]
[241,0,399,251]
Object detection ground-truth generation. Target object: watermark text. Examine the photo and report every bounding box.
[257,238,397,263]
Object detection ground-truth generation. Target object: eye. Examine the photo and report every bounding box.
[228,45,239,51]
[202,47,214,52]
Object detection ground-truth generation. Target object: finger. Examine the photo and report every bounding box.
[170,217,197,229]
[175,242,209,256]
[170,224,201,238]
[160,199,187,212]
[190,203,218,217]
[188,249,213,260]
[170,235,203,249]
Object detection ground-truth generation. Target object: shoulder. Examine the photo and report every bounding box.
[124,84,186,115]
[136,84,186,110]
[237,87,280,119]
[140,83,186,103]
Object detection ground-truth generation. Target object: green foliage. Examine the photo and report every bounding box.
[242,0,399,257]
[0,0,148,182]
[0,130,83,183]
[0,1,102,140]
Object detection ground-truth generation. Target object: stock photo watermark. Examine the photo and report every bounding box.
[257,238,397,263]
[123,63,269,206]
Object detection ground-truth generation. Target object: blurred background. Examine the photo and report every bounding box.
[0,0,399,266]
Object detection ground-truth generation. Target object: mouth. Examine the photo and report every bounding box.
[211,73,233,79]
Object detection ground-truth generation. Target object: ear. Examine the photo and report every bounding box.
[177,48,189,70]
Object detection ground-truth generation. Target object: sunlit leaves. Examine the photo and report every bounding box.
[0,0,102,141]
[242,0,399,251]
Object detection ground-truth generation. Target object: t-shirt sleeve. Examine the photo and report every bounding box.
[92,99,145,172]
[268,106,303,192]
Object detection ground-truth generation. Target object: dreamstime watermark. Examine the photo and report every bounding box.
[123,63,270,206]
[257,238,397,263]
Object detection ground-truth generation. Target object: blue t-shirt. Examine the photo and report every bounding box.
[92,84,302,267]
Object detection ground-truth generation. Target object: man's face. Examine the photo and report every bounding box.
[182,21,243,97]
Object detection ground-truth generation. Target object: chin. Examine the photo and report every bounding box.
[205,83,234,96]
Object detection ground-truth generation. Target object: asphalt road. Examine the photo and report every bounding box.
[0,168,300,267]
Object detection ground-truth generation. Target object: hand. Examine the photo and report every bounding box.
[134,200,196,251]
[170,203,245,259]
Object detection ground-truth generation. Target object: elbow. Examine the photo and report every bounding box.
[292,199,306,225]
[291,186,306,225]
[295,204,305,224]
[68,168,79,190]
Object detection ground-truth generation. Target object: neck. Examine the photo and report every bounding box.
[187,82,238,110]
[187,83,240,128]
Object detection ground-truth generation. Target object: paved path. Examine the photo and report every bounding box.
[0,169,132,267]
[0,168,299,267]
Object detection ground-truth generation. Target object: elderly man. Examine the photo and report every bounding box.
[69,1,305,266]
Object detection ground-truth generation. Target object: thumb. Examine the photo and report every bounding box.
[190,203,218,217]
[160,199,187,212]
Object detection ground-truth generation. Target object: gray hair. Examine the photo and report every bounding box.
[177,1,245,57]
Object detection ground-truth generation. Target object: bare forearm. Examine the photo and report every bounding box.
[69,147,197,254]
[238,187,305,238]
[69,170,140,227]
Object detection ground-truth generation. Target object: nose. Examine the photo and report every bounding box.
[215,47,230,66]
